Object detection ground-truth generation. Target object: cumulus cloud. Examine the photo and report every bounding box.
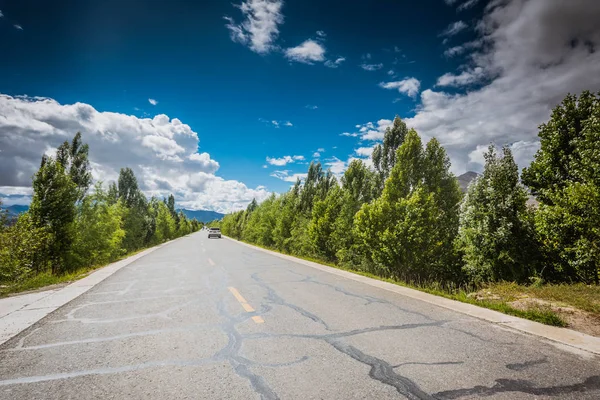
[436,67,485,87]
[270,170,307,182]
[265,155,304,166]
[148,98,158,106]
[351,119,393,141]
[285,39,326,64]
[405,0,600,173]
[458,0,480,11]
[224,0,284,54]
[379,78,421,98]
[360,63,383,71]
[0,94,269,213]
[316,30,326,38]
[441,21,468,37]
[324,57,345,68]
[305,104,318,110]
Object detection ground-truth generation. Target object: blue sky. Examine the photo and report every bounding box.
[1,0,599,212]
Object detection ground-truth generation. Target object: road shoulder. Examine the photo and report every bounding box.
[0,245,162,345]
[226,236,600,356]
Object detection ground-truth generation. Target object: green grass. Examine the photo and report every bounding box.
[228,236,568,327]
[0,247,150,297]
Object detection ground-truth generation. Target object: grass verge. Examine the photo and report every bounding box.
[228,237,569,327]
[0,247,149,298]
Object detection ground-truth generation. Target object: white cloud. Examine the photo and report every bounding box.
[441,21,468,37]
[379,78,421,98]
[270,170,307,182]
[14,24,23,30]
[340,132,358,137]
[148,98,158,106]
[324,157,346,175]
[436,67,485,87]
[0,10,4,18]
[313,152,320,158]
[317,148,325,152]
[265,155,304,166]
[458,0,480,11]
[305,104,318,109]
[324,57,345,68]
[285,39,326,64]
[402,0,600,174]
[443,39,482,58]
[316,30,326,38]
[224,0,284,54]
[0,94,269,213]
[284,121,293,126]
[353,119,393,141]
[387,69,395,76]
[360,63,383,71]
[355,146,375,157]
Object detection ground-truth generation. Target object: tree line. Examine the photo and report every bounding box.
[0,133,202,284]
[222,91,600,286]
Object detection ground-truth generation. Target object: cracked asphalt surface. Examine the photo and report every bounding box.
[1,232,599,399]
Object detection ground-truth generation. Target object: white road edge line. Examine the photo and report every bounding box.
[224,236,600,357]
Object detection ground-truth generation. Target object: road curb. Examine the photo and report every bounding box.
[225,236,600,356]
[0,243,164,346]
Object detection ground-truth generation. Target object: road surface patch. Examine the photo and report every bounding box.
[227,287,264,324]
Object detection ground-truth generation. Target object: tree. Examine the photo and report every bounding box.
[309,185,344,261]
[117,168,149,251]
[29,156,78,273]
[55,132,92,201]
[456,145,537,284]
[153,201,176,243]
[523,91,600,283]
[0,212,51,283]
[522,91,598,202]
[372,116,409,196]
[70,183,126,268]
[354,130,462,282]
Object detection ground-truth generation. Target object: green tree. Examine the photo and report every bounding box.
[354,130,462,282]
[372,116,409,197]
[309,185,344,261]
[117,168,149,251]
[0,212,51,283]
[70,183,126,268]
[153,201,176,243]
[456,145,536,284]
[55,132,92,201]
[29,156,78,273]
[523,92,600,283]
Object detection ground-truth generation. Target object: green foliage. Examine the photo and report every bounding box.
[372,116,408,197]
[523,91,600,284]
[29,156,79,273]
[55,132,92,201]
[1,133,200,290]
[456,145,537,284]
[70,183,126,268]
[355,130,462,282]
[0,212,51,283]
[153,201,177,243]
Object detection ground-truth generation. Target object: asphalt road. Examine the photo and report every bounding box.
[1,232,599,399]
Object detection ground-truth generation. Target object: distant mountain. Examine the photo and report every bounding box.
[457,171,479,193]
[3,204,29,217]
[179,209,225,223]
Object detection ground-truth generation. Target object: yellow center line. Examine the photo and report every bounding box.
[227,287,264,324]
[208,258,215,266]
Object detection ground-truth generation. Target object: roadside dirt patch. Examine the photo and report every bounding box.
[510,297,600,338]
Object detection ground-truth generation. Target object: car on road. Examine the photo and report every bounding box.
[208,227,221,239]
